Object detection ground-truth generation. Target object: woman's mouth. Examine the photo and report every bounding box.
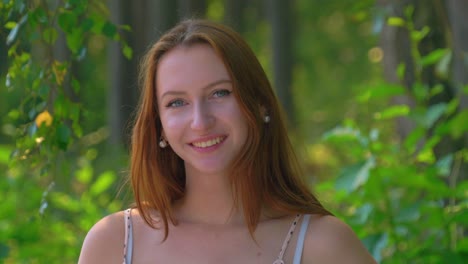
[191,136,225,148]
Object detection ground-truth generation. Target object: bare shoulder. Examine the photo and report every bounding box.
[302,214,377,264]
[78,211,126,264]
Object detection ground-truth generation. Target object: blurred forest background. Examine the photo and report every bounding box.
[1,0,467,263]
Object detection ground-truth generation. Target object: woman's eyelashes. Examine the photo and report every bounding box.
[166,99,186,108]
[164,89,232,108]
[213,89,232,98]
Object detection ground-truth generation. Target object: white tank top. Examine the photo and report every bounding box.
[123,209,311,264]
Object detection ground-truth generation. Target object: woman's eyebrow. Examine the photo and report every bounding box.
[160,79,232,100]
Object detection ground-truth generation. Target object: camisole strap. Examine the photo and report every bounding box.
[292,214,311,264]
[123,209,133,264]
[273,214,301,264]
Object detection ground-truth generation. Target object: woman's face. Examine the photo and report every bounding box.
[156,43,249,177]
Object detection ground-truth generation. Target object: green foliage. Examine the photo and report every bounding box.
[318,6,468,263]
[1,0,131,262]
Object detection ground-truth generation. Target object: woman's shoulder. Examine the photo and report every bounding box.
[78,210,127,264]
[302,214,377,264]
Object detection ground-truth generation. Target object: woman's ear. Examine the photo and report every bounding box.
[260,105,269,118]
[260,105,270,123]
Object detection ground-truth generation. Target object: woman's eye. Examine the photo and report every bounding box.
[213,89,231,98]
[166,99,185,108]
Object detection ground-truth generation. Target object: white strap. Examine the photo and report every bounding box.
[123,209,133,264]
[293,214,311,264]
[273,214,301,264]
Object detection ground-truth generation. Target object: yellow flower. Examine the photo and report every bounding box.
[35,110,53,127]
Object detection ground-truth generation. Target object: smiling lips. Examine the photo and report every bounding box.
[191,136,225,148]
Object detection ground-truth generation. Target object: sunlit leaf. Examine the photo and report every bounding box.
[387,17,405,27]
[421,48,449,66]
[417,148,435,163]
[5,21,16,29]
[90,171,116,196]
[35,110,53,127]
[76,166,93,184]
[374,105,410,120]
[357,83,405,102]
[122,43,133,59]
[50,192,81,212]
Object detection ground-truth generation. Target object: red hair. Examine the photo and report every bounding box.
[131,19,331,240]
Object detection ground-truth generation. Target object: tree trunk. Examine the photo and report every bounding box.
[178,0,207,19]
[378,0,467,195]
[107,0,178,146]
[267,0,295,126]
[224,0,246,32]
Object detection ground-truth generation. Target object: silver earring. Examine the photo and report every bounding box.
[263,115,271,123]
[159,138,168,148]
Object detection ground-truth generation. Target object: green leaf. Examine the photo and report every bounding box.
[120,24,132,31]
[417,148,435,163]
[357,83,405,102]
[412,82,428,102]
[58,12,77,33]
[435,154,453,177]
[51,192,81,212]
[30,7,48,25]
[81,18,94,32]
[5,21,16,29]
[397,63,406,80]
[122,43,133,60]
[102,21,117,38]
[336,156,375,193]
[362,233,387,262]
[447,109,468,138]
[374,105,410,120]
[404,127,425,154]
[387,17,405,27]
[76,166,93,184]
[435,50,452,79]
[0,145,11,165]
[411,26,430,42]
[71,78,80,93]
[42,28,58,44]
[445,97,460,116]
[395,203,421,223]
[6,15,27,45]
[421,48,449,66]
[90,170,116,196]
[0,243,10,259]
[66,29,84,53]
[56,124,71,150]
[423,103,447,128]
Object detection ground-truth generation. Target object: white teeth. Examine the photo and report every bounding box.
[193,137,223,148]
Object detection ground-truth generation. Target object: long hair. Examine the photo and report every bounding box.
[131,19,331,240]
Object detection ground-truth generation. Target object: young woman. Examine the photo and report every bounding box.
[78,19,376,264]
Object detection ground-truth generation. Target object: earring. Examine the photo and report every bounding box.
[263,115,271,123]
[159,137,168,148]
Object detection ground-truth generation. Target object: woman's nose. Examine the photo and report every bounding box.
[190,102,215,131]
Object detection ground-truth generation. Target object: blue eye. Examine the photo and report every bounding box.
[213,89,231,98]
[166,99,185,108]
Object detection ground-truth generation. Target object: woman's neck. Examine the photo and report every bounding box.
[173,169,244,226]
